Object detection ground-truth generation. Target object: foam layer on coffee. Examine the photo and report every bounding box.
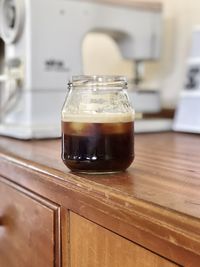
[62,112,135,123]
[62,112,134,136]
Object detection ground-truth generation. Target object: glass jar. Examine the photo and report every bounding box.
[61,75,135,173]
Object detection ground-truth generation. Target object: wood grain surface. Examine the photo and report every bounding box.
[70,212,178,267]
[0,133,200,266]
[0,178,61,267]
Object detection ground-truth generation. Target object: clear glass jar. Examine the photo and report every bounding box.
[61,75,135,173]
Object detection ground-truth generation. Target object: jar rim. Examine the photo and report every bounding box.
[68,75,128,89]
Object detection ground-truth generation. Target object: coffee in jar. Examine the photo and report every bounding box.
[62,113,134,172]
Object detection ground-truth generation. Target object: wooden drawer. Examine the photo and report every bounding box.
[0,178,60,267]
[70,212,179,267]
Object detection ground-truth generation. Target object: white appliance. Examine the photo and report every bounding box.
[0,0,162,139]
[173,27,200,133]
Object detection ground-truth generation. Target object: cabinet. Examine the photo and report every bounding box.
[0,179,60,267]
[70,212,178,267]
[0,178,178,267]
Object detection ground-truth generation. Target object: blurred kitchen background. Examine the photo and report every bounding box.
[1,0,200,138]
[83,0,200,108]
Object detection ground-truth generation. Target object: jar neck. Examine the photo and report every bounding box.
[68,75,128,90]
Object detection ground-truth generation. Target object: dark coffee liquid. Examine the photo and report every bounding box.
[62,121,134,172]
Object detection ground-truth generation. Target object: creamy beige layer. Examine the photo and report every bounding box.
[62,112,135,123]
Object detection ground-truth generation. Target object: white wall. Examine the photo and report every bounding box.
[158,0,200,107]
[83,0,200,108]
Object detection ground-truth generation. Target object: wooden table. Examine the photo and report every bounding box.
[0,133,200,267]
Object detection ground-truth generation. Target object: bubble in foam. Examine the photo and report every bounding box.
[62,112,135,123]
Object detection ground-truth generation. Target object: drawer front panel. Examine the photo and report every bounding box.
[70,212,179,267]
[0,178,60,267]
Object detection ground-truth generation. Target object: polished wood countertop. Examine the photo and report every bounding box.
[0,132,200,265]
